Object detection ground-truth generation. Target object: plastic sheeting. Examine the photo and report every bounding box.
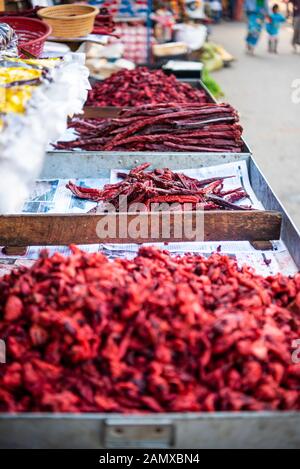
[0,53,90,214]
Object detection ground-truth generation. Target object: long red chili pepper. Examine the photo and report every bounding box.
[55,103,243,153]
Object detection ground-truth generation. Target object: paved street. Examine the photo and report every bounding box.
[210,20,300,228]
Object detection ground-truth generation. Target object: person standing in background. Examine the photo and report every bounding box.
[245,0,269,54]
[266,4,285,53]
[290,0,300,52]
[210,0,223,22]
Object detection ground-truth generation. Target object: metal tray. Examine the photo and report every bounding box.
[0,152,299,449]
[41,151,299,267]
[1,412,299,449]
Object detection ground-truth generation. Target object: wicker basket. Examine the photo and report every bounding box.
[0,17,52,58]
[37,4,99,39]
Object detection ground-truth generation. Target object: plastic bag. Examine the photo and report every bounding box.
[0,23,18,58]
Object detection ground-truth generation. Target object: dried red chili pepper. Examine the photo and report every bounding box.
[55,103,243,153]
[87,68,208,107]
[0,247,299,413]
[92,8,116,35]
[66,163,249,211]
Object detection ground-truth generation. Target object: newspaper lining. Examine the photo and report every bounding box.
[0,162,297,276]
[110,160,264,210]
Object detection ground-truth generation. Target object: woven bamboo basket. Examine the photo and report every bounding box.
[38,4,99,39]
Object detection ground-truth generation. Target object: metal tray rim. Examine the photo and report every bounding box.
[1,410,299,420]
[250,157,300,238]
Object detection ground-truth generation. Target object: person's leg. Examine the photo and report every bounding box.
[268,35,273,52]
[247,44,254,54]
[271,36,276,53]
[246,13,252,52]
[274,36,278,53]
[292,21,296,49]
[292,17,300,52]
[246,12,259,54]
[212,10,220,23]
[297,17,300,52]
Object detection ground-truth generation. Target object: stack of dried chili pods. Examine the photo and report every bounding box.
[0,247,299,413]
[92,8,116,36]
[55,103,243,152]
[66,163,250,211]
[87,67,207,107]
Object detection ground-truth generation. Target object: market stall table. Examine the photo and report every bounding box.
[0,153,299,449]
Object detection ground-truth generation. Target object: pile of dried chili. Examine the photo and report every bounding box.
[55,103,243,152]
[66,163,250,211]
[0,246,299,413]
[86,68,207,107]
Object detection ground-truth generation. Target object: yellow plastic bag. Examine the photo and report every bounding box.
[0,67,42,85]
[0,85,34,114]
[5,57,60,69]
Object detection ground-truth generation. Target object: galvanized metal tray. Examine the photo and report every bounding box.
[1,151,282,249]
[41,150,299,267]
[1,412,299,449]
[0,152,299,449]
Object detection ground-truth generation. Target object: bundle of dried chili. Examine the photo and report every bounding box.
[55,103,243,152]
[92,8,116,35]
[0,247,299,413]
[66,163,250,211]
[86,68,207,107]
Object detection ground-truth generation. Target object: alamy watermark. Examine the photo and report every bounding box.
[291,79,300,104]
[291,339,300,364]
[95,198,205,241]
[0,339,6,364]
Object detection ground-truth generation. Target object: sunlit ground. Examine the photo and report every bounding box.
[211,19,300,228]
